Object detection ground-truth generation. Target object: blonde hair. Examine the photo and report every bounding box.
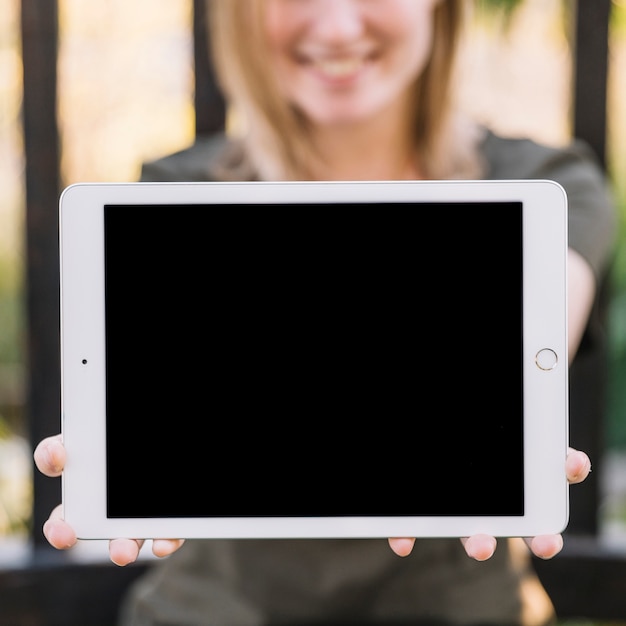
[208,0,483,180]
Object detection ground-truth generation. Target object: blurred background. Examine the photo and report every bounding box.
[0,0,625,596]
[0,0,198,544]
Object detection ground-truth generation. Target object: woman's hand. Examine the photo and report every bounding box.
[35,436,590,565]
[33,434,185,566]
[387,446,591,560]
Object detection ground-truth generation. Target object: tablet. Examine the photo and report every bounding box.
[59,179,569,540]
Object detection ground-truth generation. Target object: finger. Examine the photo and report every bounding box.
[152,539,186,558]
[524,534,563,559]
[33,434,66,477]
[42,504,77,550]
[109,538,145,567]
[388,537,415,557]
[461,534,497,561]
[566,447,591,484]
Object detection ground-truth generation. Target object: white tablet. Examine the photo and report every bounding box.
[59,179,569,540]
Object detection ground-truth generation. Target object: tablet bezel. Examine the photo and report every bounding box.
[59,179,569,539]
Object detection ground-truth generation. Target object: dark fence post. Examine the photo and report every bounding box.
[572,0,611,168]
[20,0,62,548]
[193,0,226,136]
[565,0,612,537]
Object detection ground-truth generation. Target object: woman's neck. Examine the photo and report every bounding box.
[305,103,424,182]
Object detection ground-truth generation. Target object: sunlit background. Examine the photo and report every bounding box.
[1,0,625,559]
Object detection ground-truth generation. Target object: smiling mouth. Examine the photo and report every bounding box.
[300,51,376,82]
[313,57,365,78]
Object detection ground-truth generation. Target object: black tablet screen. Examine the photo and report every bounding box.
[104,202,524,518]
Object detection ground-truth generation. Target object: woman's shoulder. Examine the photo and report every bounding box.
[480,128,606,182]
[139,133,257,182]
[480,128,617,281]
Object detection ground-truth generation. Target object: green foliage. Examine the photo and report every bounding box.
[475,0,524,13]
[472,0,528,32]
[0,236,23,363]
[612,0,626,35]
[0,417,11,440]
[474,0,525,21]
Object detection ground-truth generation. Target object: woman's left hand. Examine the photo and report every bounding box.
[388,446,591,560]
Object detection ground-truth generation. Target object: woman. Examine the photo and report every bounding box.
[36,1,614,624]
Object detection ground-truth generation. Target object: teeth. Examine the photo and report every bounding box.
[315,58,363,77]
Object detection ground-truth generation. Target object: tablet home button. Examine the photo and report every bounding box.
[535,348,558,371]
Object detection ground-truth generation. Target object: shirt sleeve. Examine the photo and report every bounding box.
[482,131,618,282]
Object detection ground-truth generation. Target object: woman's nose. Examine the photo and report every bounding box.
[310,0,364,42]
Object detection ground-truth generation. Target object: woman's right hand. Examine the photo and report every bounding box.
[33,434,185,566]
